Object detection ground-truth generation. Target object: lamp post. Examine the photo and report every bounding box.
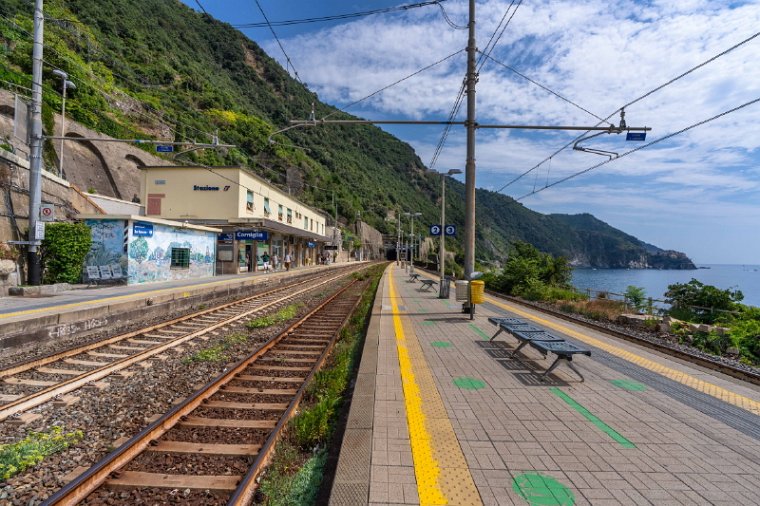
[436,169,462,297]
[52,69,75,178]
[404,212,421,271]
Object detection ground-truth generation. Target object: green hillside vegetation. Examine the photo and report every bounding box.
[0,0,695,268]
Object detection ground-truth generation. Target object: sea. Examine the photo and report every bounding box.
[571,264,760,308]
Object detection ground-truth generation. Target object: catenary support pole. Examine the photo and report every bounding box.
[464,0,477,281]
[26,0,44,285]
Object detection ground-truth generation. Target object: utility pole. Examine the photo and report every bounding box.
[464,0,477,281]
[26,0,44,285]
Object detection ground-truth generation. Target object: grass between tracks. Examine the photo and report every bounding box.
[0,426,83,480]
[183,333,249,363]
[246,304,302,329]
[257,264,385,506]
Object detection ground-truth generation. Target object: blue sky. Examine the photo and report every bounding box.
[183,1,760,264]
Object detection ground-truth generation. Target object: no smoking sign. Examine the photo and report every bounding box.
[40,204,55,222]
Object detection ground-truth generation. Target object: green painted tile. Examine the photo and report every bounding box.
[453,376,485,390]
[610,379,647,391]
[468,323,491,341]
[431,341,452,348]
[512,473,575,506]
[550,388,636,448]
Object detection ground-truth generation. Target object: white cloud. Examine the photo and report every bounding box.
[261,0,760,263]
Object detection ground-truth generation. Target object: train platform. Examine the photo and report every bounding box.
[0,262,353,349]
[330,264,760,506]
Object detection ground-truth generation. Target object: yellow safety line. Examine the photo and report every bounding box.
[388,270,481,506]
[485,296,760,417]
[0,271,301,320]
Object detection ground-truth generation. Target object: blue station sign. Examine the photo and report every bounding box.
[430,225,442,236]
[444,225,456,237]
[217,233,233,242]
[307,241,316,248]
[155,144,174,153]
[235,230,269,241]
[132,221,154,237]
[626,132,647,141]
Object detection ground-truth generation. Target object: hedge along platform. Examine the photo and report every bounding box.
[330,264,760,505]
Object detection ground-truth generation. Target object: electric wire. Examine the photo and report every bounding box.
[517,96,760,200]
[476,0,518,70]
[0,13,222,143]
[496,28,760,193]
[194,0,209,16]
[254,0,303,85]
[478,51,611,125]
[233,1,447,29]
[321,49,464,121]
[437,2,467,30]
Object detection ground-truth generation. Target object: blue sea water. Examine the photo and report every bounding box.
[571,265,760,308]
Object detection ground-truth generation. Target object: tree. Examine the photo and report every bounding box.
[665,278,743,324]
[486,242,572,295]
[624,286,647,313]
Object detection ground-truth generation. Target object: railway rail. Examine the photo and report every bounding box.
[489,290,760,386]
[42,275,366,505]
[0,266,362,422]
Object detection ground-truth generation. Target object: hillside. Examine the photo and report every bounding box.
[0,0,695,269]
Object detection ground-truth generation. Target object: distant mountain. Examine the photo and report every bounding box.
[0,0,695,269]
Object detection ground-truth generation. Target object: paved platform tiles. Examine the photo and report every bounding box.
[331,265,760,506]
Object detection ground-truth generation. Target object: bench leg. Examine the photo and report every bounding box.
[566,358,585,382]
[541,355,564,379]
[510,340,530,358]
[489,328,503,342]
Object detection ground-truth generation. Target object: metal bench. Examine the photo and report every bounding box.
[419,279,438,291]
[528,340,591,382]
[408,273,421,282]
[488,316,591,381]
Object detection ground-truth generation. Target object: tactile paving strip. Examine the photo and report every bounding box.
[389,270,482,506]
[485,296,760,417]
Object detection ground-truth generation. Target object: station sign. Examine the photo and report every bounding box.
[34,222,45,241]
[307,241,316,248]
[156,145,174,153]
[324,245,339,250]
[217,233,234,242]
[132,221,154,237]
[444,225,456,236]
[429,225,441,236]
[235,230,268,241]
[626,132,646,141]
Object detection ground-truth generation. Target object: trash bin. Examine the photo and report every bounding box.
[439,277,451,299]
[455,280,470,301]
[470,280,485,304]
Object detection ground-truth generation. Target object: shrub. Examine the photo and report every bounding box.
[665,279,743,324]
[40,222,92,284]
[290,396,339,448]
[0,426,83,480]
[624,285,647,312]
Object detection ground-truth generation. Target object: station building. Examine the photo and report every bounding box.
[140,166,331,274]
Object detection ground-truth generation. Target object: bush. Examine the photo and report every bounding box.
[624,285,646,312]
[40,222,92,284]
[665,279,743,324]
[0,426,83,480]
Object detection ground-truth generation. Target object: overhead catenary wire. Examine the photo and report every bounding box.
[479,51,611,125]
[193,0,209,16]
[517,96,760,200]
[254,0,303,85]
[233,1,447,29]
[496,28,760,193]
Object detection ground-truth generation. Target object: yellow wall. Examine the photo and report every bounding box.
[142,167,327,235]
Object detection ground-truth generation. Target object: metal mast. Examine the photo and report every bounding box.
[26,0,44,285]
[463,0,477,280]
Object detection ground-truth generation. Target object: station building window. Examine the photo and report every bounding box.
[171,247,190,269]
[278,204,283,221]
[287,208,292,223]
[304,216,309,229]
[246,190,254,212]
[264,198,271,216]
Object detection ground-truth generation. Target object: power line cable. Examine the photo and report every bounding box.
[476,0,517,70]
[496,29,760,193]
[517,96,760,200]
[321,49,464,120]
[254,0,303,85]
[478,0,523,71]
[233,1,447,29]
[193,0,209,16]
[437,2,467,30]
[478,51,611,125]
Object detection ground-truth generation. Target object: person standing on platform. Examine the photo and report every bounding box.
[262,252,270,272]
[272,253,279,272]
[284,251,293,271]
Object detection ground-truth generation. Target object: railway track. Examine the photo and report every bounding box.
[0,266,362,422]
[489,291,760,386]
[42,275,365,505]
